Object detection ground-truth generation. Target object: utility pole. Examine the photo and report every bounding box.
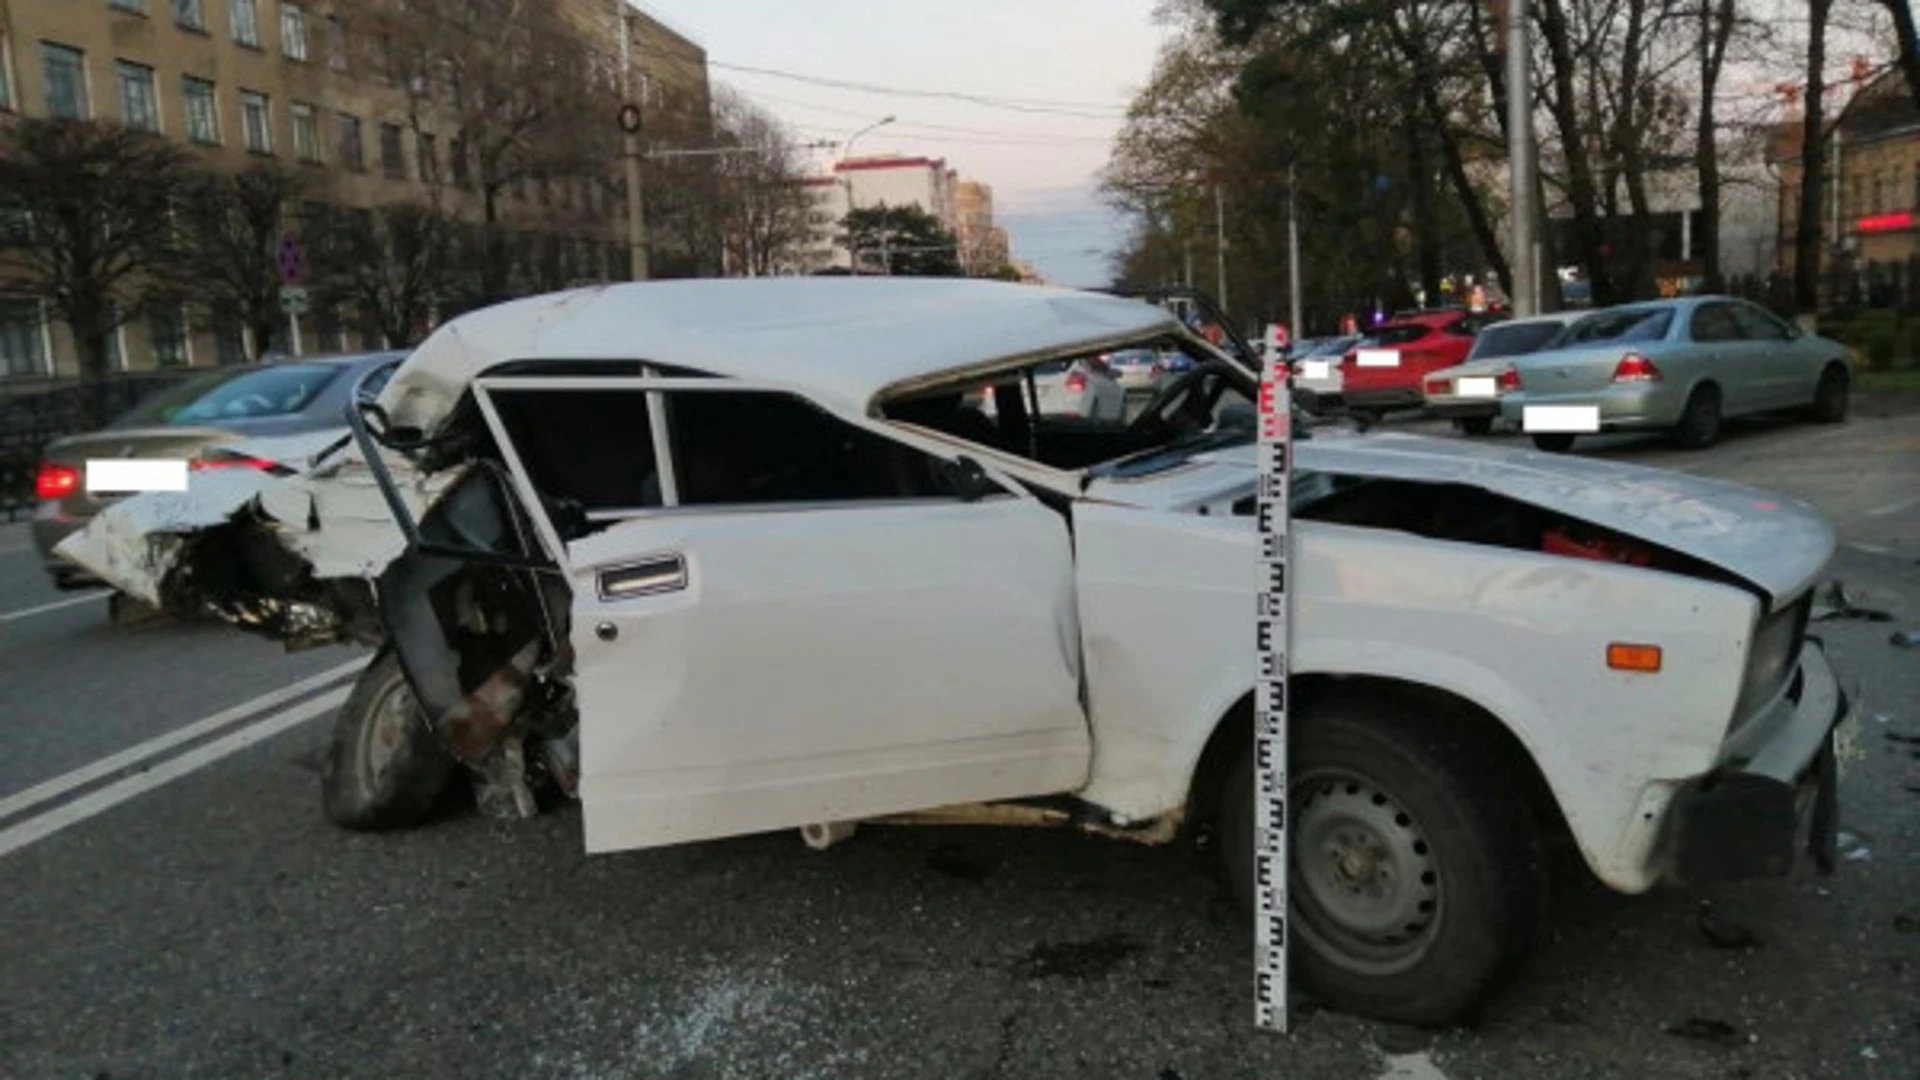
[1505,0,1537,314]
[1214,181,1229,315]
[616,1,648,281]
[1183,237,1194,288]
[839,116,896,273]
[1287,162,1302,335]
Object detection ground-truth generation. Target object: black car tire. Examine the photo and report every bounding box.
[1529,433,1576,453]
[1218,693,1546,1027]
[1673,384,1723,449]
[1454,417,1494,437]
[1809,365,1849,424]
[322,650,456,831]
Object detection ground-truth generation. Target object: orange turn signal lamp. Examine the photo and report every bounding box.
[1607,643,1663,672]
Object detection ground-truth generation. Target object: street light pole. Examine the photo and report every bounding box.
[1287,163,1302,335]
[1214,181,1228,316]
[1505,0,1537,315]
[839,115,895,273]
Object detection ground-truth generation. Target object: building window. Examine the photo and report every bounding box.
[215,315,248,365]
[449,136,470,189]
[335,113,363,171]
[417,132,438,184]
[230,0,261,47]
[149,306,190,367]
[1,299,49,377]
[41,43,89,120]
[182,76,219,143]
[110,0,147,14]
[0,30,14,112]
[379,122,405,179]
[291,101,320,163]
[113,61,161,133]
[326,15,346,71]
[240,90,271,153]
[315,307,343,353]
[440,60,460,107]
[173,0,206,31]
[280,3,308,61]
[537,175,550,206]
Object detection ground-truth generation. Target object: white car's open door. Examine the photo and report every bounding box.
[472,375,1091,853]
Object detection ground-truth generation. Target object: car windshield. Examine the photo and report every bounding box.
[1467,321,1568,361]
[113,364,342,427]
[1564,307,1673,345]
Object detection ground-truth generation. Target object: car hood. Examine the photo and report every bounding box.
[1086,432,1833,611]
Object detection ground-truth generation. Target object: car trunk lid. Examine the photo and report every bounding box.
[41,425,239,515]
[1514,343,1636,394]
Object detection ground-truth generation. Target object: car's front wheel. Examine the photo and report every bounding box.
[1218,693,1546,1026]
[322,650,456,830]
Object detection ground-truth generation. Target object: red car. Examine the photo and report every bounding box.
[1333,309,1508,415]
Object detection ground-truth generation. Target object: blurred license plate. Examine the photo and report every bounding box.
[1457,376,1497,398]
[1356,349,1398,367]
[1299,360,1331,379]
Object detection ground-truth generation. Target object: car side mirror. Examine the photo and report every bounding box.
[937,456,999,503]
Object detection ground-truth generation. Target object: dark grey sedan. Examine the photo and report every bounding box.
[32,351,404,588]
[1497,297,1854,452]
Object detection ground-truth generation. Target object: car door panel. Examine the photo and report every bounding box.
[564,498,1092,853]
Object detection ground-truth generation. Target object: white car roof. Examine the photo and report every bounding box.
[378,279,1181,430]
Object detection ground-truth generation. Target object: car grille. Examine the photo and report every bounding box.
[1732,593,1811,726]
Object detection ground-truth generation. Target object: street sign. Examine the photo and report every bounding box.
[277,232,306,286]
[279,286,310,316]
[1252,341,1294,1034]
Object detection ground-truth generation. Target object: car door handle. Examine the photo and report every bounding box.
[597,554,688,601]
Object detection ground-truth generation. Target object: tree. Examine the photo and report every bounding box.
[1693,0,1742,292]
[1879,0,1920,110]
[844,205,963,276]
[336,0,618,303]
[1793,0,1835,315]
[180,163,305,361]
[709,89,817,276]
[0,119,196,385]
[309,203,458,349]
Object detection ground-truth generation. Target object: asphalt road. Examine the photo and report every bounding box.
[1,410,1917,1080]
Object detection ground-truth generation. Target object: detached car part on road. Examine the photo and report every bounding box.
[56,280,1855,1026]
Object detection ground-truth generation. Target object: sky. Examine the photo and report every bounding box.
[633,0,1170,286]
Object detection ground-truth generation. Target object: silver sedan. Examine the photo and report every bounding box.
[1497,297,1854,452]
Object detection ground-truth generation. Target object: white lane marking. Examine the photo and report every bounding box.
[86,459,187,493]
[0,590,113,622]
[0,685,351,859]
[1865,493,1920,518]
[0,658,364,822]
[1377,1051,1449,1080]
[1847,542,1896,556]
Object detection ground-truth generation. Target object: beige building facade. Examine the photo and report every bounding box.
[0,0,708,379]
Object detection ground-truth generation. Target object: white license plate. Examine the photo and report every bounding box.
[1355,349,1399,368]
[1523,405,1600,433]
[1299,360,1331,379]
[1457,376,1497,398]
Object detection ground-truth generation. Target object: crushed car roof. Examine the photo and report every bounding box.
[378,279,1182,431]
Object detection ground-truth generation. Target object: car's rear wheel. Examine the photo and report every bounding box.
[1529,433,1576,453]
[1673,384,1723,448]
[323,650,456,831]
[1218,694,1546,1026]
[1454,417,1494,437]
[1809,364,1849,423]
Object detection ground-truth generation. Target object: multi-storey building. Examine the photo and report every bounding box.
[0,0,708,378]
[954,179,1009,276]
[794,154,1006,274]
[1773,70,1919,278]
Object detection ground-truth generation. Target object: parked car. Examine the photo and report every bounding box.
[1423,312,1585,434]
[57,279,1852,1026]
[1498,297,1853,452]
[1029,355,1126,421]
[1332,311,1507,416]
[32,351,404,588]
[1288,335,1360,411]
[1102,347,1169,393]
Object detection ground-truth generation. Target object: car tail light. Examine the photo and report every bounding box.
[190,454,278,472]
[1497,366,1521,391]
[1064,371,1088,393]
[35,462,80,500]
[1611,353,1662,383]
[1542,526,1654,567]
[1424,378,1449,395]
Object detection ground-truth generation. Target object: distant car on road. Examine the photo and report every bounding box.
[1287,335,1360,411]
[32,351,404,588]
[1334,311,1507,416]
[1497,297,1853,452]
[1101,347,1168,393]
[1030,356,1126,421]
[1423,312,1585,434]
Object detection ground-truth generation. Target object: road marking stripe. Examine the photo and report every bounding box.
[0,685,351,860]
[1866,494,1920,518]
[0,590,113,622]
[0,658,364,822]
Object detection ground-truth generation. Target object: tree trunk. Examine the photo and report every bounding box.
[1694,0,1737,292]
[1404,110,1443,303]
[1793,0,1833,315]
[1539,0,1614,303]
[481,185,509,304]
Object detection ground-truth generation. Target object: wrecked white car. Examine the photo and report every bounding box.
[58,280,1854,1026]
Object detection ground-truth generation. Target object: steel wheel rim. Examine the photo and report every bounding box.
[1290,769,1443,976]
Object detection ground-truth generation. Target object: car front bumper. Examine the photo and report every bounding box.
[1653,639,1853,884]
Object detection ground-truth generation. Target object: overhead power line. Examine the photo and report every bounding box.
[730,85,1122,140]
